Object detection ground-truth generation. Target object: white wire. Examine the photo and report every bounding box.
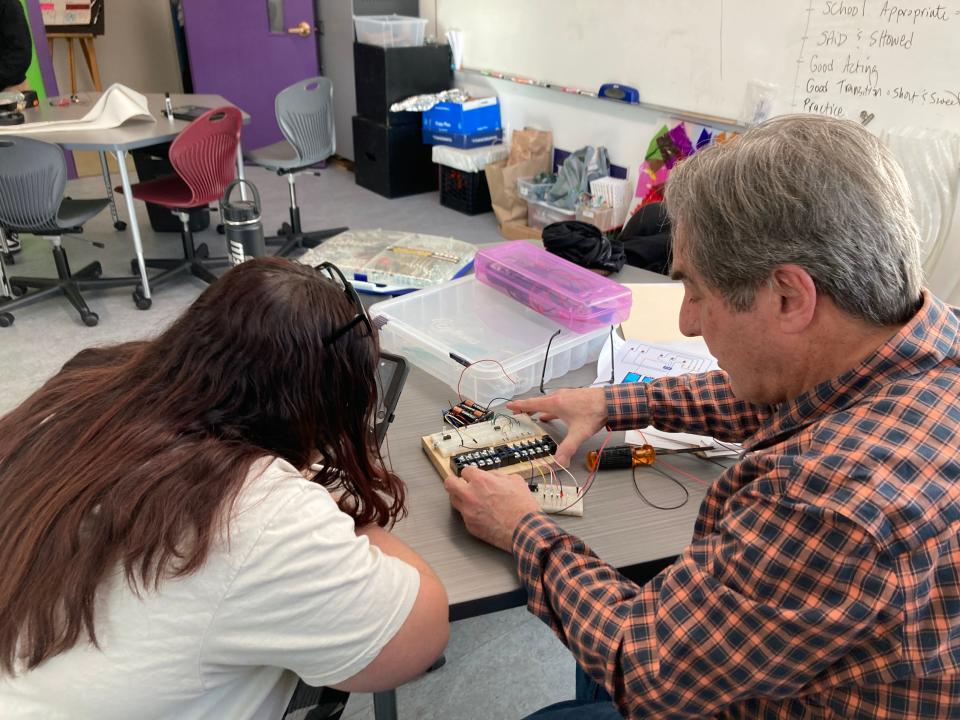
[552,461,580,489]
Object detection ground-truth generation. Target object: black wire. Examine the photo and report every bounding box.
[632,464,689,510]
[484,396,514,411]
[713,439,745,458]
[540,329,563,394]
[492,412,518,427]
[608,325,615,385]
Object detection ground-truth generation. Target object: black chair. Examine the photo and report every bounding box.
[0,136,139,327]
[281,682,348,720]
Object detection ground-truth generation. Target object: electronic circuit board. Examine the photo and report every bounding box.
[421,413,584,516]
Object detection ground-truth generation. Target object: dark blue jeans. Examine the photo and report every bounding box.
[522,666,622,719]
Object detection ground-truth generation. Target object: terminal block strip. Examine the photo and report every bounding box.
[450,436,558,476]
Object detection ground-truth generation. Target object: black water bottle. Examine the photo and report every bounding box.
[220,179,264,266]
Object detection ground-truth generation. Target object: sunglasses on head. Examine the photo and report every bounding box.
[314,262,373,346]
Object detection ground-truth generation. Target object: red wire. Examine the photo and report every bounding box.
[655,458,712,488]
[634,429,711,487]
[456,359,520,401]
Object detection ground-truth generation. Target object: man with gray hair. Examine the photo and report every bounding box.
[445,115,960,718]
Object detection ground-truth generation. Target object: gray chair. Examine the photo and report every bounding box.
[0,136,139,327]
[245,77,347,257]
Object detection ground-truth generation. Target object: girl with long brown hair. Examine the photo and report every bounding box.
[0,257,449,719]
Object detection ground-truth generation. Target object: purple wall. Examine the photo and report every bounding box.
[24,0,76,176]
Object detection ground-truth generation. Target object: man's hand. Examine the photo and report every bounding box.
[507,387,608,466]
[443,466,542,552]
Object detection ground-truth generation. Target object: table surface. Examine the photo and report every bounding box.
[16,92,246,152]
[382,265,725,620]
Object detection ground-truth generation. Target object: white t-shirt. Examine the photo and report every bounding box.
[0,457,420,720]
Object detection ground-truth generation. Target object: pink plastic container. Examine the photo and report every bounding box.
[475,241,632,333]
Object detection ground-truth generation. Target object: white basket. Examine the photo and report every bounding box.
[589,176,631,208]
[353,15,428,47]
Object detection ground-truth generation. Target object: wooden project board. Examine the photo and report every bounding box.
[421,413,584,516]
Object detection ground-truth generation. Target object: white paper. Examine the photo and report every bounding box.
[595,335,717,386]
[597,336,738,456]
[0,84,154,135]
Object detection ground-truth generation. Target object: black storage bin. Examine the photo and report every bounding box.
[439,165,491,215]
[354,42,452,126]
[353,116,437,198]
[130,142,210,233]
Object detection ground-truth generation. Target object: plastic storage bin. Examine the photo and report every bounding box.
[439,165,492,215]
[576,204,624,232]
[353,15,428,47]
[526,199,575,230]
[517,176,553,202]
[369,276,611,404]
[474,241,632,333]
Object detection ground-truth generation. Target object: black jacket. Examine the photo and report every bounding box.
[0,0,33,90]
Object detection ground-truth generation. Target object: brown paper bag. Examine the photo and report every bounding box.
[508,128,553,165]
[485,155,550,224]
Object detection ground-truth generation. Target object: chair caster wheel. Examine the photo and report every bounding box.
[133,289,152,310]
[81,311,99,327]
[216,224,225,235]
[277,222,292,236]
[114,220,127,231]
[0,311,13,327]
[2,252,13,265]
[10,283,26,297]
[130,258,141,275]
[92,261,103,278]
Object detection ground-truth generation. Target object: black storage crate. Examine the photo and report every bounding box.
[354,42,452,126]
[353,116,437,198]
[439,165,491,215]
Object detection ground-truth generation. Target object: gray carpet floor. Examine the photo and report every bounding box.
[0,163,576,719]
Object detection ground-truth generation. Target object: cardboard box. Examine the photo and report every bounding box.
[422,128,503,148]
[423,96,501,134]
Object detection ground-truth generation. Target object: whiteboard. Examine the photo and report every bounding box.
[437,0,960,131]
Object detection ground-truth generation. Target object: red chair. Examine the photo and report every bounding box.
[120,107,242,299]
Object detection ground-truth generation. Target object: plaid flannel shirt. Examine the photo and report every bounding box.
[513,292,960,719]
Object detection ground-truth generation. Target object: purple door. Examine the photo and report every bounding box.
[182,0,320,150]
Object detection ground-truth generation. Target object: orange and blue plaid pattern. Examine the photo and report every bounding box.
[514,292,960,719]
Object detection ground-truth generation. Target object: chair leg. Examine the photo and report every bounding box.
[294,226,348,249]
[264,174,348,257]
[0,284,64,315]
[142,257,187,272]
[7,275,59,291]
[72,260,103,281]
[0,239,138,327]
[132,212,226,291]
[189,262,218,284]
[61,280,94,317]
[0,231,12,298]
[0,228,13,272]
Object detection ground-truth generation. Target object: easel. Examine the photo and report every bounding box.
[46,33,102,94]
[42,0,105,95]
